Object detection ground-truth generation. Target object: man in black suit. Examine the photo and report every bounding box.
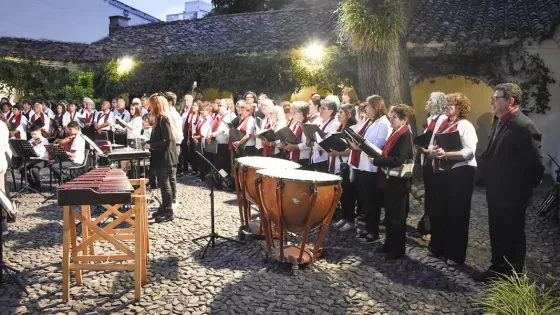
[479,83,544,281]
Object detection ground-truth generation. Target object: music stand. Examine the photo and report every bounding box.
[9,139,44,198]
[192,151,244,258]
[80,134,105,167]
[45,145,71,186]
[0,190,28,295]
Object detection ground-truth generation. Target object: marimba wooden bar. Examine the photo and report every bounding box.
[57,167,149,301]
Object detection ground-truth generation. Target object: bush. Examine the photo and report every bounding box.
[477,271,560,315]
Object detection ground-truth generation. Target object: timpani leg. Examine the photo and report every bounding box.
[69,207,82,285]
[134,198,143,299]
[62,206,71,301]
[313,186,342,259]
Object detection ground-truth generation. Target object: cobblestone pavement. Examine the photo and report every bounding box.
[1,176,559,315]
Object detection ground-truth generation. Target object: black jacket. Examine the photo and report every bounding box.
[374,131,413,191]
[149,116,178,167]
[481,110,544,207]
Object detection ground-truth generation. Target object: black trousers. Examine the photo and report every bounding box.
[354,170,383,236]
[311,160,329,173]
[341,177,358,222]
[51,161,81,182]
[421,160,435,234]
[155,166,173,208]
[213,144,231,175]
[198,148,214,178]
[488,203,527,274]
[170,164,177,203]
[189,138,199,172]
[384,187,409,258]
[179,138,189,173]
[20,160,48,187]
[429,166,475,264]
[239,145,258,157]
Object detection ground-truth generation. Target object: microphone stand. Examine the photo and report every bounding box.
[192,151,244,258]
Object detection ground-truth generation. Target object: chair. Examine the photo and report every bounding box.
[94,140,112,153]
[66,149,92,179]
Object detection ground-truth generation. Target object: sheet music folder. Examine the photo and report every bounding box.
[318,133,349,152]
[275,126,301,144]
[256,129,278,142]
[414,131,433,148]
[434,131,462,152]
[302,123,325,142]
[342,128,382,159]
[228,127,247,150]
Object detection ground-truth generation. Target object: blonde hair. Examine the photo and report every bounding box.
[445,93,471,119]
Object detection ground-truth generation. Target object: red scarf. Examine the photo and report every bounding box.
[329,124,344,173]
[9,114,22,139]
[5,112,13,120]
[196,117,207,135]
[349,120,371,167]
[382,125,410,158]
[289,122,303,162]
[238,116,250,132]
[211,113,227,132]
[85,110,95,123]
[69,111,77,122]
[97,111,110,123]
[425,115,441,133]
[31,112,49,137]
[309,114,320,124]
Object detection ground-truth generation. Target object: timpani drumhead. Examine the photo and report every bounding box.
[236,156,301,170]
[257,168,341,186]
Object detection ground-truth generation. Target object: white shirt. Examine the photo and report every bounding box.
[308,113,322,126]
[95,111,115,131]
[70,134,86,164]
[43,108,55,120]
[82,109,98,126]
[28,111,51,135]
[211,112,236,144]
[142,107,149,116]
[169,107,184,144]
[350,115,391,172]
[0,121,10,173]
[238,116,256,146]
[255,116,269,150]
[427,114,448,149]
[441,119,478,169]
[63,111,85,128]
[126,116,143,139]
[196,116,214,149]
[9,114,28,140]
[311,117,340,164]
[30,136,49,160]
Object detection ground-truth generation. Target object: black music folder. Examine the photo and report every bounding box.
[256,129,278,142]
[275,126,301,144]
[204,140,219,154]
[434,131,463,152]
[342,129,382,159]
[302,123,325,142]
[414,131,433,149]
[228,128,246,143]
[318,133,349,152]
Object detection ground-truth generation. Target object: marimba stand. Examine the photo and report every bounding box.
[59,173,149,301]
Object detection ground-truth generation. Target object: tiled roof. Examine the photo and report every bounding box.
[0,37,88,61]
[408,0,560,43]
[1,1,559,62]
[79,5,338,61]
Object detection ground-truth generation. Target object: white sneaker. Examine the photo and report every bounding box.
[339,222,356,232]
[172,201,178,209]
[333,219,347,228]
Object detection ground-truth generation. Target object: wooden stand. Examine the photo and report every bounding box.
[61,179,149,301]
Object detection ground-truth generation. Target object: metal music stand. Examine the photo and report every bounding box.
[45,144,71,186]
[9,139,44,198]
[0,190,28,295]
[192,151,244,258]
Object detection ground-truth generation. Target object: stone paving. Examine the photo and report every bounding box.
[1,175,559,315]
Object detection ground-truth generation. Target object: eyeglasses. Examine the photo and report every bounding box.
[445,102,456,107]
[490,96,508,102]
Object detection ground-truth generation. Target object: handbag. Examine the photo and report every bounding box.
[205,139,219,154]
[381,133,416,179]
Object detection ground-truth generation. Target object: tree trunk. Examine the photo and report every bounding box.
[357,34,417,133]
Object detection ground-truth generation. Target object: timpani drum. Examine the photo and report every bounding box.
[233,157,300,238]
[254,169,342,274]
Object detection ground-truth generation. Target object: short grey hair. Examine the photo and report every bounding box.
[83,97,94,106]
[324,95,341,110]
[290,101,310,117]
[268,105,286,125]
[320,98,338,118]
[428,91,446,115]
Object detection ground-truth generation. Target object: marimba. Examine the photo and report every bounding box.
[57,167,149,301]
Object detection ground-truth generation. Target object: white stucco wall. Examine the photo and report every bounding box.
[107,3,156,26]
[0,0,108,43]
[524,39,560,177]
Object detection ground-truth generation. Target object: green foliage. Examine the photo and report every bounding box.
[336,0,408,52]
[209,0,265,15]
[477,271,560,315]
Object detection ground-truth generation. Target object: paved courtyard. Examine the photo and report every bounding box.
[1,176,559,315]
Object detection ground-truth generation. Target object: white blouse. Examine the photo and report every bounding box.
[442,119,478,169]
[351,115,391,172]
[311,117,340,164]
[126,116,143,139]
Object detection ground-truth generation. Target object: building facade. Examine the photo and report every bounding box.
[166,0,211,21]
[0,0,159,43]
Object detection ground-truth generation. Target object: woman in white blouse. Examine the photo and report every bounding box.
[261,105,286,158]
[428,92,478,266]
[0,114,11,195]
[118,104,143,140]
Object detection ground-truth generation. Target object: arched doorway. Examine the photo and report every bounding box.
[411,76,494,157]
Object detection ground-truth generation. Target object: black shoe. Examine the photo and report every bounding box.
[151,207,165,219]
[475,269,502,283]
[155,208,174,223]
[360,234,380,244]
[374,246,387,254]
[385,253,403,260]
